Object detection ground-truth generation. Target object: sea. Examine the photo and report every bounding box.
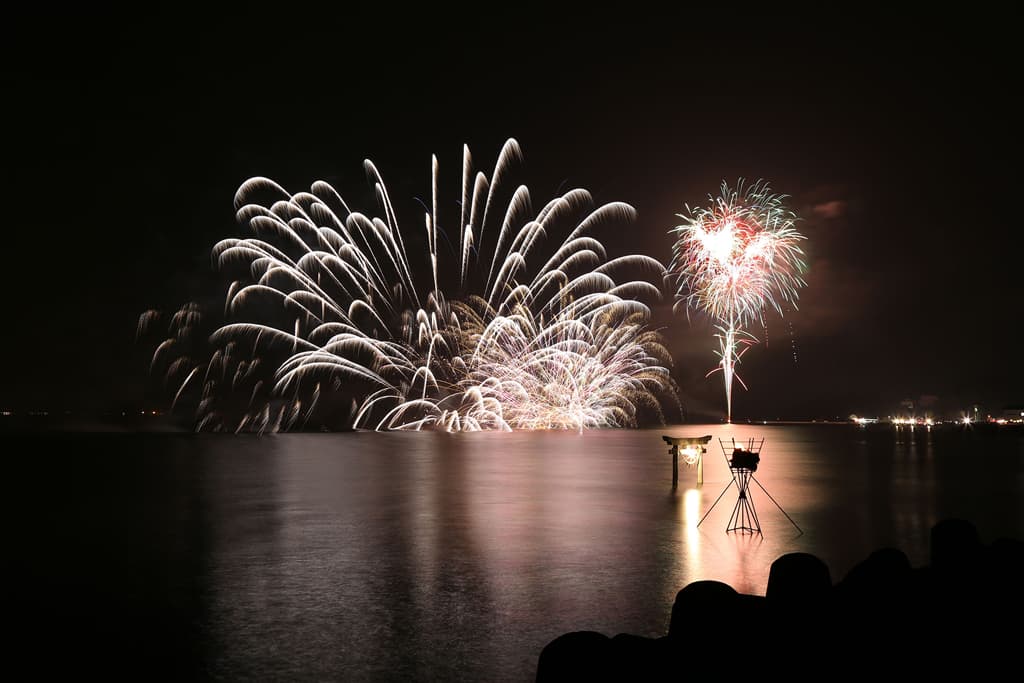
[3,422,1022,680]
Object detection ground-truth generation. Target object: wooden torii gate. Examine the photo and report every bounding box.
[662,434,712,488]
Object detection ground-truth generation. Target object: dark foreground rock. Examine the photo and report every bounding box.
[537,518,1023,680]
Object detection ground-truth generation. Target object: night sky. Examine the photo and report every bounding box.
[3,8,1020,421]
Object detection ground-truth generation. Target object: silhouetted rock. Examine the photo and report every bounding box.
[668,580,739,636]
[833,548,914,670]
[835,546,912,610]
[665,580,750,673]
[930,518,981,572]
[608,633,668,680]
[841,547,911,586]
[537,519,1023,681]
[766,552,832,606]
[923,517,985,656]
[536,631,612,682]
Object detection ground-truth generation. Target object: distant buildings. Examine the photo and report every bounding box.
[996,406,1024,424]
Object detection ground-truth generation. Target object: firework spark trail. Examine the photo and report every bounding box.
[669,180,807,421]
[142,139,677,432]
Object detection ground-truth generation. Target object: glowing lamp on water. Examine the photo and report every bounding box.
[662,435,712,488]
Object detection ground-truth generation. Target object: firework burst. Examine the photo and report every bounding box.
[669,180,807,421]
[141,139,677,432]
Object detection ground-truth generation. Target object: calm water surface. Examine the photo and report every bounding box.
[4,424,1023,680]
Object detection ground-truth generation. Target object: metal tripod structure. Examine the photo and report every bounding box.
[696,437,803,535]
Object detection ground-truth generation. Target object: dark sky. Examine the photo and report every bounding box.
[3,8,1020,420]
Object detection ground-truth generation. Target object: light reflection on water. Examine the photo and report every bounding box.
[5,424,1022,680]
[193,423,1022,679]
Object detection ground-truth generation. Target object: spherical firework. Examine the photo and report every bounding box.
[669,180,807,421]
